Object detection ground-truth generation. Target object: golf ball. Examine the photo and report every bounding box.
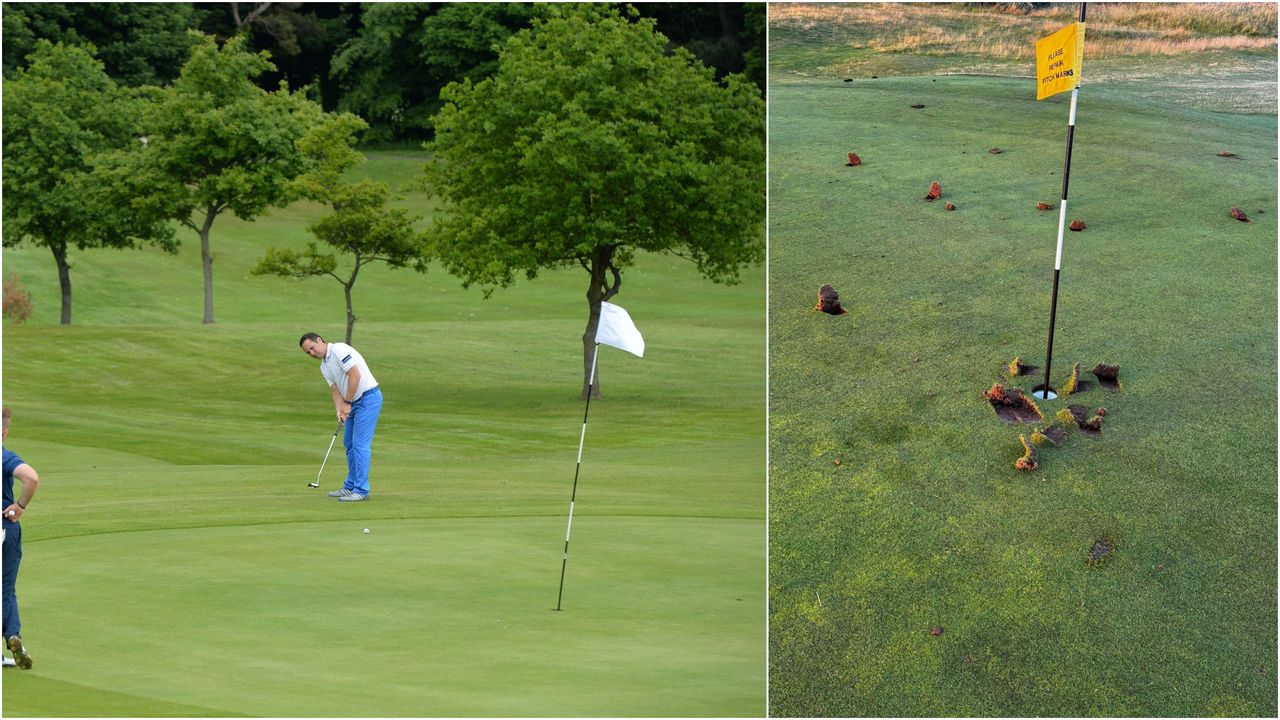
[363,528,370,534]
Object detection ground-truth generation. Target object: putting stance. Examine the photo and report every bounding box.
[299,333,383,502]
[2,407,40,669]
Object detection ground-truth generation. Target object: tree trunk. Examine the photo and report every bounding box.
[51,241,72,325]
[580,245,619,400]
[343,283,356,344]
[344,257,361,344]
[199,209,217,324]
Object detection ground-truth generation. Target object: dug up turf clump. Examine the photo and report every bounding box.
[1031,424,1068,447]
[1014,434,1038,471]
[985,383,1043,423]
[1089,363,1121,391]
[814,284,848,315]
[1056,405,1103,436]
[1059,362,1092,395]
[1006,356,1038,377]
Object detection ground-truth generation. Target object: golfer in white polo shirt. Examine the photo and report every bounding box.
[299,333,383,502]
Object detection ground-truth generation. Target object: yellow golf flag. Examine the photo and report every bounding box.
[1036,22,1085,100]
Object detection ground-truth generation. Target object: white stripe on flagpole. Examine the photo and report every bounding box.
[564,501,574,544]
[1055,200,1068,270]
[1068,87,1078,126]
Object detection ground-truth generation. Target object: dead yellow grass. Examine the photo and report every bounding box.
[772,2,1276,58]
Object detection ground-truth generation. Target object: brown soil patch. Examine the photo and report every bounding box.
[985,384,1043,424]
[925,181,942,201]
[1069,220,1086,231]
[1217,151,1241,159]
[1033,425,1068,446]
[1230,207,1250,222]
[988,147,1002,154]
[945,202,956,211]
[846,152,862,166]
[815,284,848,315]
[1060,362,1093,395]
[1059,404,1102,436]
[1089,363,1121,391]
[1087,539,1114,565]
[1036,202,1052,210]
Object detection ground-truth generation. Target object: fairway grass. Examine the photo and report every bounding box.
[1,152,766,716]
[767,72,1276,716]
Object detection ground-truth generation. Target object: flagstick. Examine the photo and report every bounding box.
[555,342,600,611]
[1038,2,1087,401]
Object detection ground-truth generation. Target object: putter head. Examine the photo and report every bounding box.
[307,482,320,488]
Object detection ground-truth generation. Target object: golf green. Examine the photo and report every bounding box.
[1,147,766,715]
[768,72,1276,716]
[5,515,761,717]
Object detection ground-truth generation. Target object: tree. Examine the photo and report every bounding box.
[143,32,324,324]
[330,3,542,142]
[2,41,177,324]
[423,5,765,399]
[252,113,424,343]
[2,3,199,86]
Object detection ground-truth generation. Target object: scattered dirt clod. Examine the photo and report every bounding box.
[1060,362,1092,395]
[929,626,944,636]
[1217,151,1240,159]
[910,103,926,109]
[815,284,848,315]
[925,181,942,201]
[846,152,861,166]
[1036,202,1052,210]
[1069,220,1086,231]
[988,147,1002,154]
[1230,207,1250,223]
[945,202,956,211]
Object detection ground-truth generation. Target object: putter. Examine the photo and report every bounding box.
[307,421,343,488]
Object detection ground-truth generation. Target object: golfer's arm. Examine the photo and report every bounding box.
[13,464,38,508]
[330,383,347,411]
[343,367,360,403]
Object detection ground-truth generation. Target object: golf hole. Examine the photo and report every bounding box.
[1031,385,1057,401]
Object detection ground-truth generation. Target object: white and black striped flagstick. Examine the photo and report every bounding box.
[555,342,600,611]
[1038,2,1087,401]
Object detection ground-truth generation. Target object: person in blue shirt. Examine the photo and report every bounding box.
[2,407,40,670]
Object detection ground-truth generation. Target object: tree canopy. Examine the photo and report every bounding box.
[142,32,325,324]
[253,113,424,342]
[2,41,176,324]
[424,4,765,397]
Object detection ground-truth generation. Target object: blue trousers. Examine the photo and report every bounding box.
[2,520,21,638]
[343,386,383,496]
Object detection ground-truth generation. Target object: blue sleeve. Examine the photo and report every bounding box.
[2,449,23,478]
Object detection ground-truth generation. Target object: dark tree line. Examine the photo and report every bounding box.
[2,2,765,143]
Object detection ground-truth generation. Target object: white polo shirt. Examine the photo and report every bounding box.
[320,342,379,402]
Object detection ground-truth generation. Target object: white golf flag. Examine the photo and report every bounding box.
[595,301,645,357]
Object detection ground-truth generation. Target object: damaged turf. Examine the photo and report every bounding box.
[985,384,1043,423]
[1031,425,1068,447]
[1056,405,1103,436]
[1014,434,1038,471]
[1059,362,1093,395]
[1087,539,1114,566]
[1006,356,1038,377]
[815,284,848,315]
[1089,363,1121,391]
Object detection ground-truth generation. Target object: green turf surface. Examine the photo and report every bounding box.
[1,152,766,716]
[767,69,1276,717]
